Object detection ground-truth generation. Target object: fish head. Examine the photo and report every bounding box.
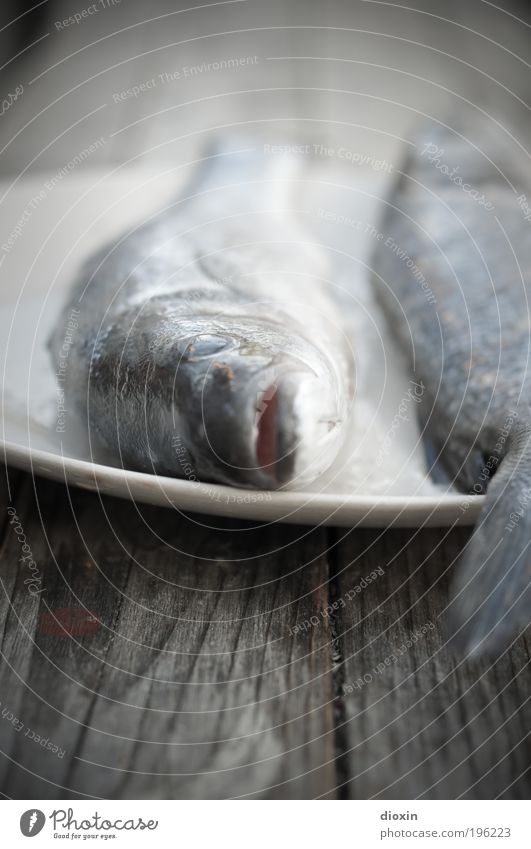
[169,315,351,489]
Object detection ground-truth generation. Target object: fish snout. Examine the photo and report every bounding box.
[173,324,347,489]
[175,341,311,487]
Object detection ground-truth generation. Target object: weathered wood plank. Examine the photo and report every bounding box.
[0,466,21,521]
[1,0,531,803]
[0,474,336,799]
[334,526,531,799]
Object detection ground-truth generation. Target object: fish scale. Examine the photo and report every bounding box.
[372,119,531,655]
[49,141,354,490]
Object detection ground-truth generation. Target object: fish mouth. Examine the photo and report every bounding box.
[175,326,344,489]
[252,371,347,488]
[254,382,297,486]
[179,360,302,489]
[207,366,340,489]
[199,371,300,489]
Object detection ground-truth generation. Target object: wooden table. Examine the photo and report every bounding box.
[1,469,529,799]
[0,0,529,800]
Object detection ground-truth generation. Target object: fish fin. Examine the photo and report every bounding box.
[448,422,531,657]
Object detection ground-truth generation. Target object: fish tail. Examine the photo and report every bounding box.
[188,136,301,210]
[448,422,531,656]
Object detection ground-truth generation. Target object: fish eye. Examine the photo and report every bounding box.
[184,334,235,359]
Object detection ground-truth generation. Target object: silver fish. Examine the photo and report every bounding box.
[372,118,531,656]
[50,141,354,489]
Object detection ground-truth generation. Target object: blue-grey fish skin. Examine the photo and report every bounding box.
[372,121,531,656]
[49,143,353,489]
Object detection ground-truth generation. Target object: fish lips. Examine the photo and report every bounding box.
[176,348,302,488]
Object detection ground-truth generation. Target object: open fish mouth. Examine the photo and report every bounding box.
[174,326,341,489]
[205,377,299,487]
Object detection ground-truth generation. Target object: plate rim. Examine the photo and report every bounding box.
[2,438,484,527]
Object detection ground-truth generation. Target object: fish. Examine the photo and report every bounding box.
[49,140,354,489]
[372,117,531,656]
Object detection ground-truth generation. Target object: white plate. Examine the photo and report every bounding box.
[0,166,482,526]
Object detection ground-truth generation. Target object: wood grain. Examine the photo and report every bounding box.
[1,0,530,801]
[333,526,531,799]
[0,473,336,799]
[1,475,529,798]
